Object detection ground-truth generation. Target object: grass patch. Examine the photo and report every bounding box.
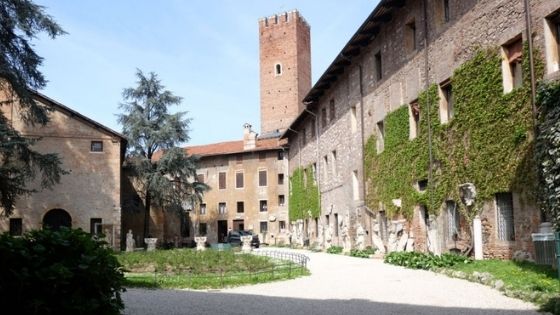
[117,249,309,289]
[444,260,560,314]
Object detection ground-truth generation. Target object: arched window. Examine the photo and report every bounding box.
[275,63,282,76]
[43,209,72,230]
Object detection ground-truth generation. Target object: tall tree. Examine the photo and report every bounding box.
[0,0,66,216]
[118,70,208,239]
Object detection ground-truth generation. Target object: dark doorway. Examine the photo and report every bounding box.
[233,219,244,231]
[217,220,228,243]
[43,209,72,230]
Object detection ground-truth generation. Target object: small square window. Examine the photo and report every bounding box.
[218,202,227,214]
[9,218,22,236]
[90,141,103,152]
[278,195,285,206]
[200,203,207,215]
[278,173,284,185]
[260,200,268,212]
[237,201,244,213]
[417,179,428,192]
[90,218,102,235]
[260,221,268,233]
[259,170,267,187]
[199,223,207,236]
[279,220,286,231]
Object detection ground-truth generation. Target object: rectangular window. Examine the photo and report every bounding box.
[312,163,317,183]
[352,170,359,201]
[236,171,244,188]
[443,0,450,23]
[259,170,267,187]
[197,174,205,183]
[446,200,459,239]
[410,101,420,139]
[260,200,268,212]
[260,221,268,233]
[278,195,285,206]
[199,223,207,236]
[237,201,244,213]
[9,218,22,236]
[90,141,103,152]
[439,82,453,123]
[334,213,339,237]
[278,173,284,185]
[315,218,319,237]
[417,179,428,192]
[376,120,385,153]
[236,154,243,164]
[375,52,382,80]
[219,172,226,190]
[277,150,284,160]
[90,218,102,235]
[279,220,286,231]
[259,152,266,161]
[323,155,329,181]
[496,192,515,241]
[329,99,335,121]
[200,203,207,215]
[406,20,417,52]
[331,150,337,177]
[218,202,227,214]
[545,13,560,74]
[350,106,357,133]
[310,120,316,138]
[321,107,327,128]
[502,37,523,93]
[301,128,307,145]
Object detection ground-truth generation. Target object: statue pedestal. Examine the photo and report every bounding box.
[144,238,157,251]
[240,235,253,253]
[195,236,207,251]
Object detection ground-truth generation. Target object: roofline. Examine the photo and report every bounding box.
[193,146,284,159]
[282,0,402,139]
[32,91,127,140]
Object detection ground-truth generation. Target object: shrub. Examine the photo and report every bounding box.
[350,246,376,258]
[0,228,125,315]
[384,251,471,270]
[326,246,343,254]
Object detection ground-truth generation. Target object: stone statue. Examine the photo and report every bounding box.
[459,183,476,207]
[355,224,366,250]
[126,230,135,252]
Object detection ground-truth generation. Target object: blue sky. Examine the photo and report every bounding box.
[34,1,377,145]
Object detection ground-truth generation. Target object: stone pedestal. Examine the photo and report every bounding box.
[144,238,157,251]
[126,230,135,252]
[195,236,207,251]
[240,235,253,253]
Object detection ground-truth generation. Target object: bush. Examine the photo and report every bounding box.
[326,246,343,254]
[350,246,376,258]
[384,251,471,270]
[0,228,125,315]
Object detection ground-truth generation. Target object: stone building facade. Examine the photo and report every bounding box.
[282,0,560,258]
[0,91,126,248]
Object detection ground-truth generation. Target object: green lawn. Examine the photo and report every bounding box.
[117,249,309,289]
[446,260,560,314]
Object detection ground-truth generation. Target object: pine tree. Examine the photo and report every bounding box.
[118,70,208,239]
[0,0,66,216]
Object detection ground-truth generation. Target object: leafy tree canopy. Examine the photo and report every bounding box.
[118,70,208,238]
[0,0,66,216]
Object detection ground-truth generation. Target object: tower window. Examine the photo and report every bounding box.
[275,63,283,76]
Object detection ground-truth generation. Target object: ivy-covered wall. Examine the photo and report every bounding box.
[365,47,542,221]
[289,166,320,221]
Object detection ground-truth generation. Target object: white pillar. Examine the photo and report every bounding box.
[473,215,483,260]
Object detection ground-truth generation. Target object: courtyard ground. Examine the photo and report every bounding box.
[123,248,541,315]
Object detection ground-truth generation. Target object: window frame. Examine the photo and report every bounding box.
[259,200,268,212]
[218,202,227,215]
[218,172,227,190]
[258,169,268,187]
[90,140,103,153]
[235,171,244,189]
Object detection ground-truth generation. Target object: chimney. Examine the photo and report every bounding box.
[243,123,257,150]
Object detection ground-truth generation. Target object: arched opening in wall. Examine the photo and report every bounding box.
[43,209,72,230]
[275,63,282,76]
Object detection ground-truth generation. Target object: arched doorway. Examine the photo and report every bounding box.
[43,209,72,230]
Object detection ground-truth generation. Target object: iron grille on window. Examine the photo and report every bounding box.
[446,201,459,239]
[496,192,515,241]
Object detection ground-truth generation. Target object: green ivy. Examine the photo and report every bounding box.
[365,47,541,220]
[289,166,320,221]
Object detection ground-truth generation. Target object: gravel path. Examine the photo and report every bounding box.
[123,248,541,315]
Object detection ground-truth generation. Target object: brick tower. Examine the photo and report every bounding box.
[259,10,311,136]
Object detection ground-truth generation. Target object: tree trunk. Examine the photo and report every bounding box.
[143,191,151,242]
